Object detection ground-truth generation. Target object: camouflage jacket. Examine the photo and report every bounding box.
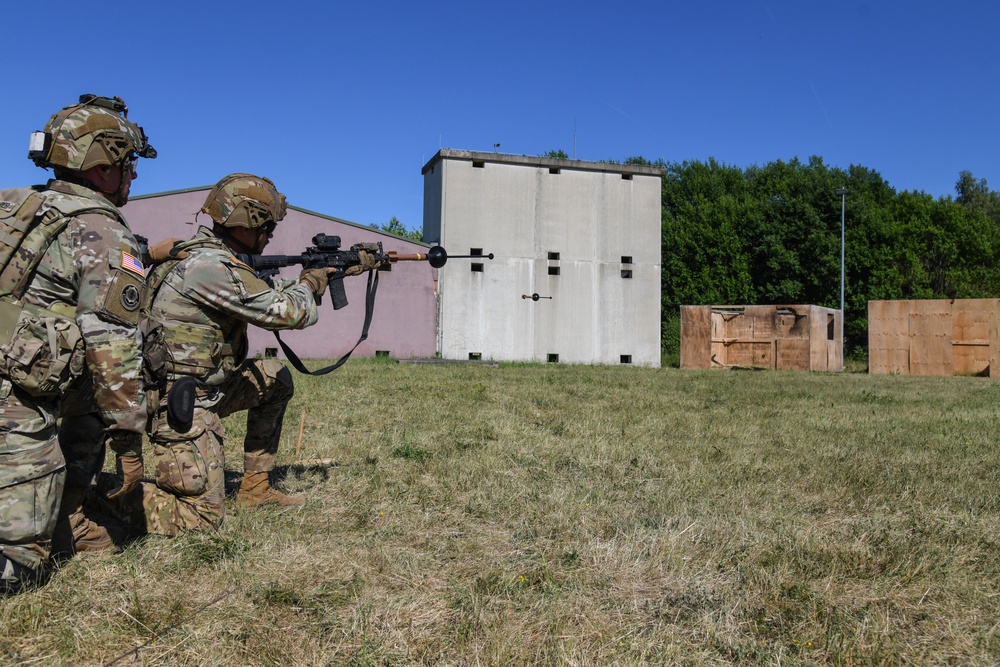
[22,180,147,436]
[146,227,318,386]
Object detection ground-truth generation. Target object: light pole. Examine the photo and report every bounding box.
[836,187,848,370]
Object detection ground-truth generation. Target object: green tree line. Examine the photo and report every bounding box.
[651,156,1000,358]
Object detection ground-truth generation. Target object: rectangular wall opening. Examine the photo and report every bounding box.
[375,350,390,357]
[549,167,560,175]
[620,355,632,364]
[621,269,633,279]
[548,266,560,276]
[621,173,633,181]
[621,256,633,264]
[548,251,560,260]
[827,314,835,341]
[547,354,559,363]
[469,352,482,360]
[473,161,485,168]
[264,348,277,358]
[471,263,483,272]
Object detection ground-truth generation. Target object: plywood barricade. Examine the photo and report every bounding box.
[868,299,1000,377]
[680,305,842,371]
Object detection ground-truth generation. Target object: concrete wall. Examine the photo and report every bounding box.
[422,149,662,366]
[121,188,438,361]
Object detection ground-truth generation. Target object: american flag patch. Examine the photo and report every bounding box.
[121,251,145,277]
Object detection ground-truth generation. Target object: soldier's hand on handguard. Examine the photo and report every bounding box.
[104,431,144,500]
[344,243,383,277]
[299,267,333,298]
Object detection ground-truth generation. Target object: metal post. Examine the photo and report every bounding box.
[836,188,848,371]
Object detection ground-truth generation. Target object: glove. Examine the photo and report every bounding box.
[344,250,380,277]
[299,267,331,297]
[104,454,144,500]
[147,238,189,262]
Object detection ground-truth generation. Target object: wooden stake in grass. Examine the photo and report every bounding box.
[295,408,306,459]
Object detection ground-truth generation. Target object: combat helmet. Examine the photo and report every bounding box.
[200,173,287,230]
[29,94,156,172]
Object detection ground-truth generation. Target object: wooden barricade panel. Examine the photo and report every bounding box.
[680,306,711,369]
[776,338,810,370]
[952,299,992,376]
[992,303,1000,379]
[908,300,952,376]
[725,341,772,368]
[869,300,909,374]
[680,304,840,372]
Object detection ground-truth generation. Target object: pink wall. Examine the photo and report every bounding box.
[121,189,438,361]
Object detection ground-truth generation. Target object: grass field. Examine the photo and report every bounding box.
[2,358,999,665]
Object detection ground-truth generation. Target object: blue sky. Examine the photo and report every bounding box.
[2,1,997,235]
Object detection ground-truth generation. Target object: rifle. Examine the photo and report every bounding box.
[239,233,493,375]
[238,233,493,310]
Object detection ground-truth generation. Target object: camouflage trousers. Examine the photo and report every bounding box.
[140,358,294,536]
[0,376,118,578]
[0,380,63,574]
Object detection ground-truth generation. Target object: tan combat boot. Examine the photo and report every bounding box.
[50,489,116,557]
[235,471,304,508]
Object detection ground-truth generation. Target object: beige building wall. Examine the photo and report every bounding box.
[422,149,662,366]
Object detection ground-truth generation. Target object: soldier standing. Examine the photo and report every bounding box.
[128,173,376,535]
[0,95,155,594]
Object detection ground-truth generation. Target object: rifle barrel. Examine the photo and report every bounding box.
[385,246,493,269]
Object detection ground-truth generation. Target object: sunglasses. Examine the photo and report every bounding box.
[122,154,138,176]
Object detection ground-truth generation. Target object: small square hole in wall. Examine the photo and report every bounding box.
[473,160,485,168]
[621,269,633,279]
[375,350,390,358]
[471,263,484,272]
[621,256,632,264]
[620,355,632,364]
[549,167,560,175]
[548,251,560,260]
[469,352,482,360]
[470,248,483,256]
[622,173,633,180]
[548,266,560,276]
[264,348,277,358]
[547,354,559,363]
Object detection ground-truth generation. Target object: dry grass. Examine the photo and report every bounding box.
[2,358,999,665]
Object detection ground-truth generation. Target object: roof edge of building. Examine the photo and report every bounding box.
[421,148,664,177]
[127,187,431,247]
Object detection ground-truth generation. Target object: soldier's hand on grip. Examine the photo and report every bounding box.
[299,267,332,297]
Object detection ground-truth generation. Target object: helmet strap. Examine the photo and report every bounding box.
[214,225,261,256]
[110,168,129,207]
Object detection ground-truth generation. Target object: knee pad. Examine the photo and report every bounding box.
[276,365,293,390]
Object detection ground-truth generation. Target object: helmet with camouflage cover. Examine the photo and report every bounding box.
[200,173,287,230]
[29,94,156,172]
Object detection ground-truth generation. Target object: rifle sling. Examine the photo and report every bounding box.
[273,269,379,375]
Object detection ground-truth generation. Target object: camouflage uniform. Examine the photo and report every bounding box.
[139,226,318,535]
[0,180,146,576]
